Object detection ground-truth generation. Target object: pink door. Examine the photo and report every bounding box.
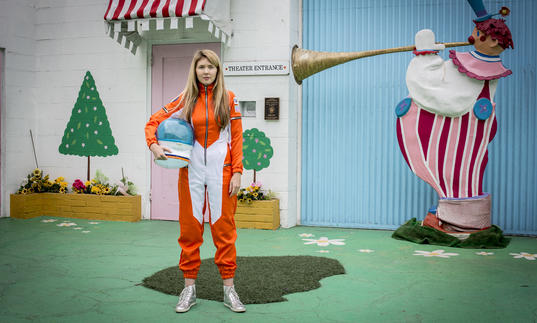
[150,43,221,221]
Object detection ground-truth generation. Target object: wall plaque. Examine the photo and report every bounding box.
[264,97,279,120]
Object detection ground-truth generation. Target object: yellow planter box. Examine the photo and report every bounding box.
[10,193,141,222]
[235,199,279,230]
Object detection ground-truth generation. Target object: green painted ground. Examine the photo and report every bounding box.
[1,217,536,323]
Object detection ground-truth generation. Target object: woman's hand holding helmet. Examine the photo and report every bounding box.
[150,143,171,160]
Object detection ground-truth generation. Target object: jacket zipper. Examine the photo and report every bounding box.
[204,85,208,165]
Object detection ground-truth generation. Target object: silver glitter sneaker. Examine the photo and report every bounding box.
[223,285,246,312]
[175,285,197,313]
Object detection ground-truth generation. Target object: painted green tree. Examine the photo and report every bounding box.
[59,71,118,180]
[242,128,273,183]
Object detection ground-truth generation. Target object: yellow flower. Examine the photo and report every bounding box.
[91,186,100,194]
[253,192,258,198]
[246,198,252,203]
[85,181,91,186]
[21,188,28,194]
[60,182,68,188]
[59,187,67,194]
[48,180,54,186]
[33,168,42,178]
[104,187,111,194]
[55,176,65,183]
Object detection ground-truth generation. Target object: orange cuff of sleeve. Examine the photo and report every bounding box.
[232,167,243,175]
[147,138,158,149]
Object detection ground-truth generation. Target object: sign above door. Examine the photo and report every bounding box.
[223,61,290,76]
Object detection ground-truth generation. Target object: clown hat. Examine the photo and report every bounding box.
[467,0,510,22]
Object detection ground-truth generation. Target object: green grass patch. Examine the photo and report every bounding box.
[142,256,345,304]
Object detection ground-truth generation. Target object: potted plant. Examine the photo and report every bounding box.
[236,128,279,229]
[236,182,279,229]
[10,168,141,222]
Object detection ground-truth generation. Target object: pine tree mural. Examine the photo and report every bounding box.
[59,71,118,180]
[242,128,273,183]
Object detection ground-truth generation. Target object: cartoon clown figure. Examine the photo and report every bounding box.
[395,0,513,237]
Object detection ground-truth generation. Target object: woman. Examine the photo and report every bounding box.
[144,49,245,313]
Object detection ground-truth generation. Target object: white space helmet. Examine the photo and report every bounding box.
[155,118,194,169]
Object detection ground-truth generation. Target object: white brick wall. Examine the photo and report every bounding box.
[32,0,149,218]
[225,0,300,228]
[0,0,38,217]
[1,0,301,228]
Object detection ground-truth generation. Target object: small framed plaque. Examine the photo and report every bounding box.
[264,97,279,120]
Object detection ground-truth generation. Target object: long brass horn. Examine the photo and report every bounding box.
[291,42,470,84]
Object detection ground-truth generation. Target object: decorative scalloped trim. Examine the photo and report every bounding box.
[449,50,512,80]
[413,50,439,56]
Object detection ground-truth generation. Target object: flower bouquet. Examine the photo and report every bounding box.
[72,170,117,195]
[237,182,275,203]
[116,168,138,196]
[16,169,69,194]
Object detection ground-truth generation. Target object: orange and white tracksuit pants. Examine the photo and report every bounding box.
[178,133,239,279]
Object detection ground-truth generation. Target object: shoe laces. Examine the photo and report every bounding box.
[178,286,193,303]
[227,287,243,306]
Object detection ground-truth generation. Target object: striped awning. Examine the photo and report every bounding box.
[104,0,231,54]
[104,0,206,21]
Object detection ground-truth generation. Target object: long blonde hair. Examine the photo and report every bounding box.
[177,49,229,129]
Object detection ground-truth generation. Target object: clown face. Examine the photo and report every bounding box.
[468,27,505,56]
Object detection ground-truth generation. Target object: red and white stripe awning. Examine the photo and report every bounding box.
[104,0,206,21]
[104,0,231,54]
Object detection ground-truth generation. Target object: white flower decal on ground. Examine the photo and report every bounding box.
[317,250,330,253]
[74,227,82,230]
[413,250,459,258]
[82,231,91,234]
[476,251,494,256]
[299,233,314,238]
[41,219,57,223]
[57,222,77,227]
[302,237,345,247]
[358,249,375,253]
[509,252,537,260]
[89,222,100,225]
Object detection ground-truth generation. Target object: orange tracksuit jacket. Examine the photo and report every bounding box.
[145,83,243,279]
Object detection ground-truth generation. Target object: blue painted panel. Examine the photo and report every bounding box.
[301,0,537,235]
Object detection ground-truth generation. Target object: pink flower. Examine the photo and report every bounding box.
[72,179,86,190]
[251,181,262,188]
